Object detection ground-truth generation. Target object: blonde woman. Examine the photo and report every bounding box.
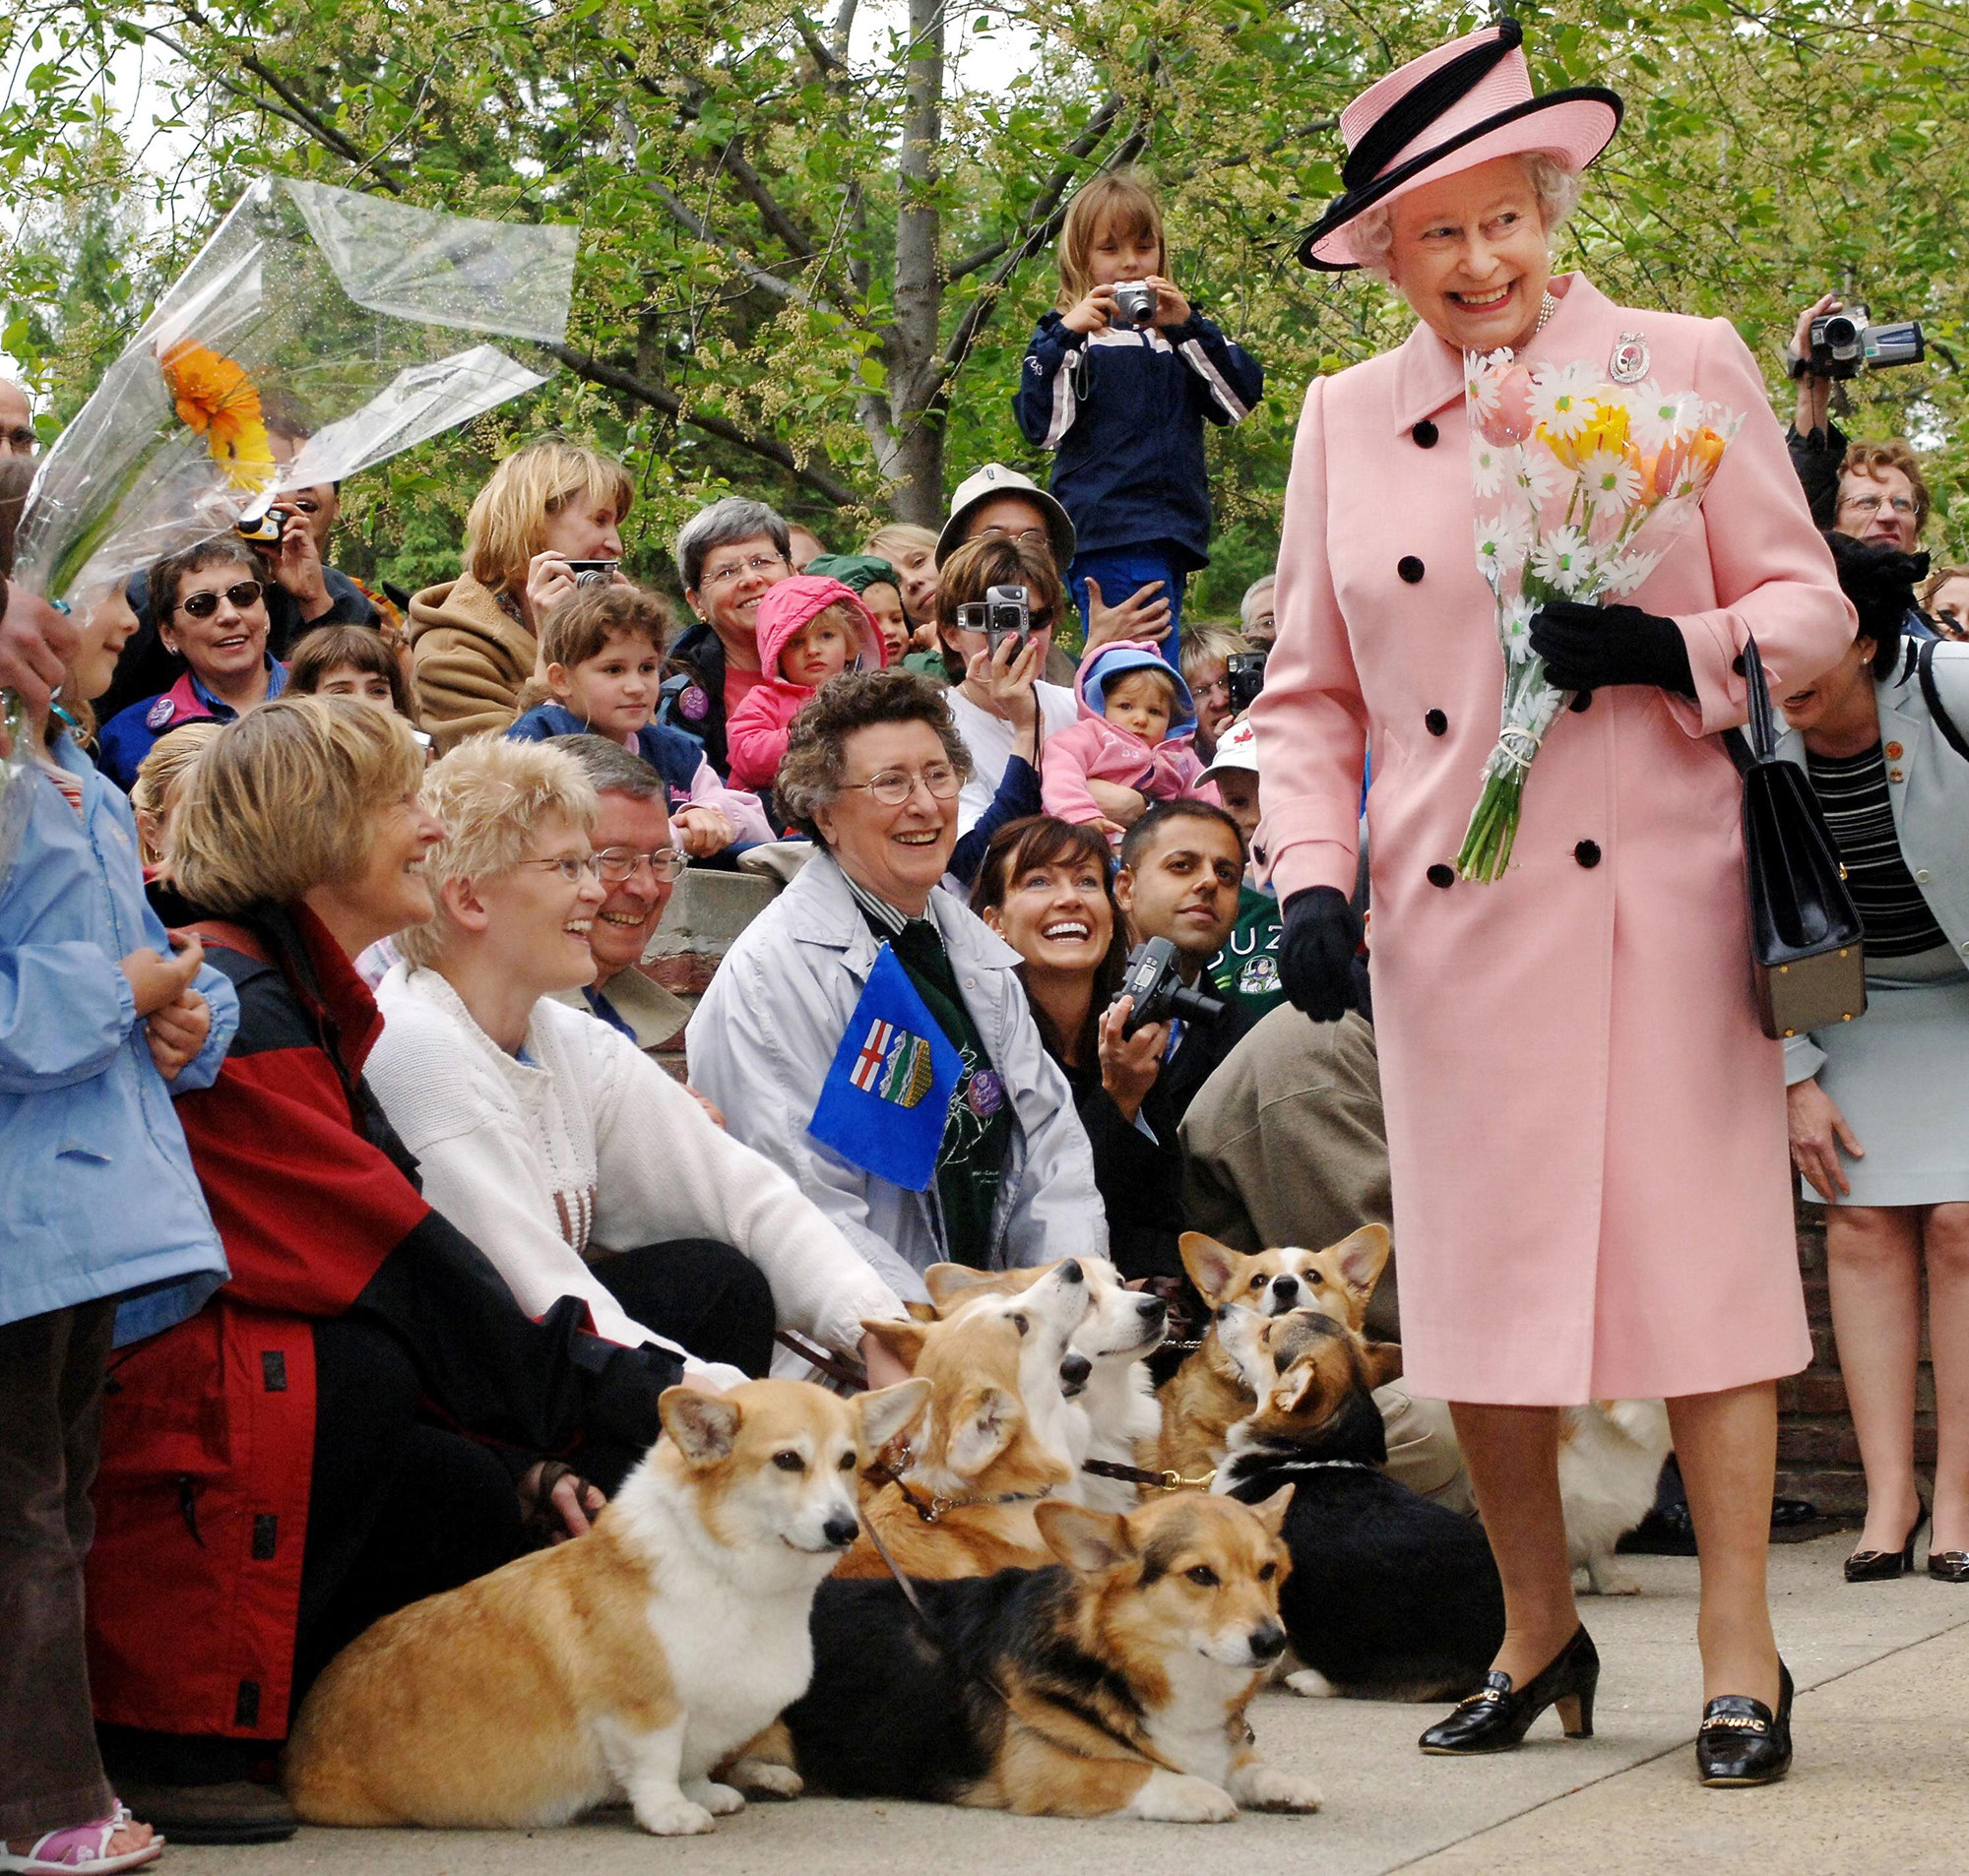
[408,439,633,749]
[862,521,940,636]
[1177,618,1248,762]
[128,721,223,869]
[362,733,910,1381]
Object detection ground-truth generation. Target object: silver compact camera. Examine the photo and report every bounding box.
[956,585,1032,656]
[1111,281,1158,328]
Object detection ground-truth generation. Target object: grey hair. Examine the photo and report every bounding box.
[1239,573,1276,629]
[547,732,667,804]
[674,496,791,594]
[1348,152,1583,285]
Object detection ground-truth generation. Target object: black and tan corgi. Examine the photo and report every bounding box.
[734,1492,1322,1822]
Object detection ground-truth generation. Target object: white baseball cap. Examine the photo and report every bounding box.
[936,463,1076,569]
[1197,716,1259,785]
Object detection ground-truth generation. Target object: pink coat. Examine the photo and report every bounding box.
[726,577,887,791]
[1041,637,1220,824]
[1249,275,1855,1404]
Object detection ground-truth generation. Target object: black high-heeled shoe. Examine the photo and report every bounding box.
[1696,1660,1793,1786]
[1845,1498,1928,1582]
[1418,1627,1599,1755]
[1930,1550,1969,1583]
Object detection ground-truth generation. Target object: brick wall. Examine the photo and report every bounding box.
[1777,1198,1934,1519]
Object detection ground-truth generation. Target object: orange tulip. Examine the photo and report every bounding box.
[158,340,275,491]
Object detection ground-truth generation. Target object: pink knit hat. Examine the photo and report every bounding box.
[1297,20,1620,271]
[753,575,888,681]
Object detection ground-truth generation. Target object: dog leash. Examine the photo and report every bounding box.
[864,1442,1054,1526]
[1080,1458,1218,1493]
[774,1329,868,1392]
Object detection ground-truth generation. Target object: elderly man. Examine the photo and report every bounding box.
[1239,573,1278,647]
[0,379,33,458]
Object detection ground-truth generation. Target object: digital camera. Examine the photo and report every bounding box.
[563,558,620,588]
[1112,936,1226,1037]
[956,585,1032,657]
[1111,281,1158,328]
[1805,306,1925,381]
[1226,649,1268,714]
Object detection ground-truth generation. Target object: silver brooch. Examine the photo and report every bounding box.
[1609,332,1651,385]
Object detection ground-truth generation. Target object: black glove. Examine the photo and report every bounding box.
[1529,600,1695,698]
[1278,886,1362,1024]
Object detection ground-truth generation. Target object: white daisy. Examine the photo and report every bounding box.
[1517,452,1562,507]
[1464,347,1514,418]
[1628,385,1700,454]
[1531,526,1597,594]
[1579,449,1642,512]
[1529,362,1596,440]
[1605,548,1665,597]
[1470,439,1507,498]
[1499,594,1540,665]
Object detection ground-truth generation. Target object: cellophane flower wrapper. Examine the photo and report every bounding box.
[0,178,579,869]
[1455,351,1743,882]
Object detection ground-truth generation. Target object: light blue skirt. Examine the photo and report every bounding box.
[1809,942,1969,1207]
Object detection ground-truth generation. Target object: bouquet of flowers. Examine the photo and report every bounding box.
[1456,349,1742,881]
[0,177,580,869]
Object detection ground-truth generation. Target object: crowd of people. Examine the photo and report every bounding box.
[2,89,1966,1863]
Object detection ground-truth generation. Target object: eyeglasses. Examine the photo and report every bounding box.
[1840,492,1918,518]
[512,853,603,883]
[0,426,34,452]
[178,581,266,618]
[596,844,686,883]
[977,525,1049,550]
[700,552,788,591]
[841,763,962,806]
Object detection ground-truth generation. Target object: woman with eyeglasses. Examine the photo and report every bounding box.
[97,541,287,788]
[363,731,909,1384]
[689,668,1104,1300]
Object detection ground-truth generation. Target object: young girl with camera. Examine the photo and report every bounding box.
[1014,173,1263,664]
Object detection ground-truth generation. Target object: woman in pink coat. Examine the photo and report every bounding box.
[1249,23,1854,1785]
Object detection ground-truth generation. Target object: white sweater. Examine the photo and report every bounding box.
[366,965,905,1370]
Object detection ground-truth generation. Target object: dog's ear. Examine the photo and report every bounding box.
[1037,1501,1136,1574]
[1327,1223,1391,1303]
[923,1264,995,1309]
[905,1299,940,1323]
[859,1318,928,1374]
[946,1385,1019,1477]
[857,1377,932,1453]
[1270,1355,1326,1418]
[1179,1232,1243,1306]
[1361,1339,1404,1389]
[660,1386,741,1467]
[1245,1483,1296,1537]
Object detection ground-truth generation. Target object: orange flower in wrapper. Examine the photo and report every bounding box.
[1457,349,1745,882]
[158,341,276,492]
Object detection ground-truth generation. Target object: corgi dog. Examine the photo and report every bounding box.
[1159,1227,1389,1481]
[1557,1401,1673,1595]
[283,1376,928,1837]
[833,1259,1090,1580]
[737,1492,1322,1822]
[927,1257,1167,1514]
[1214,1310,1506,1704]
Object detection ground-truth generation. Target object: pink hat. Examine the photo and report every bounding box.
[753,575,888,681]
[1297,20,1620,271]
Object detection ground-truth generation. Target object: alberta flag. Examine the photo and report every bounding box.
[807,942,962,1192]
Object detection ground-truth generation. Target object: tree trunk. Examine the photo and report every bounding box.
[885,0,945,524]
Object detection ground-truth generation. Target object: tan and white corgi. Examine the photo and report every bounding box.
[1558,1401,1673,1595]
[283,1376,928,1836]
[743,1491,1323,1822]
[1159,1228,1389,1481]
[835,1259,1090,1580]
[927,1256,1167,1514]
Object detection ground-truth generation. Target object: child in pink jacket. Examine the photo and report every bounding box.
[1041,637,1219,830]
[725,575,888,791]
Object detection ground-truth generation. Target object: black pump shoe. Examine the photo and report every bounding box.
[1419,1627,1599,1755]
[1930,1550,1969,1583]
[1845,1498,1928,1582]
[1696,1661,1794,1786]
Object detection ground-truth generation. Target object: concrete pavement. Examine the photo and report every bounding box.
[162,1532,1969,1876]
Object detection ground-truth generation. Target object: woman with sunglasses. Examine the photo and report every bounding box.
[362,731,909,1383]
[98,542,287,788]
[689,668,1103,1300]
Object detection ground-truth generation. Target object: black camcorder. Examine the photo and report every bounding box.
[1112,936,1226,1037]
[1226,649,1268,714]
[956,585,1032,657]
[1797,305,1925,381]
[1111,281,1158,328]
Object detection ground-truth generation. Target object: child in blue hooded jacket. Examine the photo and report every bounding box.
[1013,173,1262,663]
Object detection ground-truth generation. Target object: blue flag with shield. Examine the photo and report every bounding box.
[807,943,962,1192]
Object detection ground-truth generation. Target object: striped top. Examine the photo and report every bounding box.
[1806,741,1945,959]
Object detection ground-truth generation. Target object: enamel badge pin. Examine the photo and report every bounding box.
[1610,332,1651,385]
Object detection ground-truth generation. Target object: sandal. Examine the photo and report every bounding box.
[1,1803,164,1874]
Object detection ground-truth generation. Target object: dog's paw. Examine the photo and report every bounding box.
[1123,1770,1239,1824]
[688,1780,745,1817]
[1230,1763,1323,1814]
[727,1757,804,1800]
[1284,1667,1337,1699]
[1581,1555,1640,1596]
[634,1795,718,1837]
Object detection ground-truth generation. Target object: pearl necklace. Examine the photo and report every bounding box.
[1503,291,1559,362]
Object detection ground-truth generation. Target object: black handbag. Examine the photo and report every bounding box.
[1730,636,1867,1040]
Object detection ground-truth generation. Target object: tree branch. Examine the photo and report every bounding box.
[716,137,820,261]
[548,344,860,508]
